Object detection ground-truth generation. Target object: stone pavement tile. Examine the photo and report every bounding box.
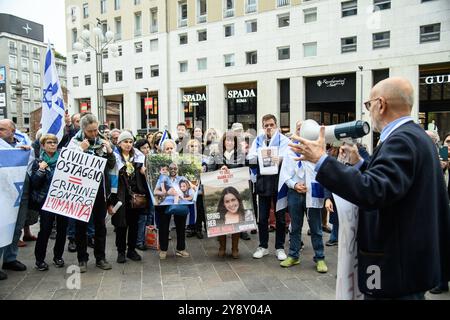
[96,284,122,300]
[258,275,287,290]
[178,265,199,278]
[237,274,269,294]
[119,272,142,299]
[302,279,335,300]
[27,278,61,300]
[217,270,240,282]
[51,288,77,300]
[163,285,186,300]
[2,273,40,300]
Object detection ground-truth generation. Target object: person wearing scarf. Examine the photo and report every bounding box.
[246,114,290,261]
[67,113,116,273]
[108,131,148,263]
[29,134,67,271]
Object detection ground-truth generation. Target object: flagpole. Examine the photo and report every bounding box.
[144,88,149,134]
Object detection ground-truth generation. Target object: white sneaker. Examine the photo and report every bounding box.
[253,247,269,259]
[276,249,287,261]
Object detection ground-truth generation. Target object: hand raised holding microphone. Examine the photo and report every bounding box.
[289,126,327,163]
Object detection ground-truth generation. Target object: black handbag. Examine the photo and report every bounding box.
[123,170,148,209]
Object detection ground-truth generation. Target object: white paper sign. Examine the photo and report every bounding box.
[333,194,363,300]
[42,148,107,222]
[258,147,278,175]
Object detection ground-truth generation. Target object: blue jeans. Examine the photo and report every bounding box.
[287,189,324,261]
[0,176,30,264]
[287,190,306,259]
[330,215,339,242]
[258,195,286,250]
[67,213,95,240]
[137,204,154,246]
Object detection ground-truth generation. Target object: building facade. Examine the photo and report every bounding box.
[0,13,48,132]
[65,0,450,149]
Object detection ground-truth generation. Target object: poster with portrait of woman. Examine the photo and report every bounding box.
[146,153,202,206]
[202,167,257,237]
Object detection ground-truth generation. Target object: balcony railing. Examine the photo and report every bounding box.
[33,52,40,59]
[373,39,390,49]
[246,4,257,13]
[277,0,290,7]
[9,47,17,55]
[21,50,29,57]
[420,32,440,43]
[197,15,207,23]
[224,8,234,18]
[178,18,187,27]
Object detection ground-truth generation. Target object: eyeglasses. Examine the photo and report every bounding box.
[364,97,381,111]
[45,141,58,145]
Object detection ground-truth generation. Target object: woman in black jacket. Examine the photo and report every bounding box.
[108,131,150,263]
[207,132,248,258]
[30,134,68,271]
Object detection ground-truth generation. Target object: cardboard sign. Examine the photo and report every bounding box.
[202,167,257,237]
[333,194,363,300]
[42,148,107,222]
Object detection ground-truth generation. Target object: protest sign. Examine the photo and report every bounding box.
[146,153,202,206]
[202,167,257,237]
[42,147,107,222]
[334,194,363,300]
[258,147,278,175]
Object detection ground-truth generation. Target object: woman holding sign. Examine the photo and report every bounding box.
[207,132,248,258]
[108,132,149,264]
[29,134,67,271]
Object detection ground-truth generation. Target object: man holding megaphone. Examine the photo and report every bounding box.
[290,77,450,300]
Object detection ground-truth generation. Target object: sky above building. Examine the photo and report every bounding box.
[0,0,66,55]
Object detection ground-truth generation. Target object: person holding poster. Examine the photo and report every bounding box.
[156,139,190,260]
[108,131,149,263]
[29,134,67,271]
[247,114,290,261]
[207,132,249,258]
[67,114,116,273]
[0,119,33,281]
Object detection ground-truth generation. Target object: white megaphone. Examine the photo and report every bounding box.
[299,119,370,144]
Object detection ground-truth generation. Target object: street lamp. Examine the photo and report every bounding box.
[358,66,364,119]
[72,20,118,124]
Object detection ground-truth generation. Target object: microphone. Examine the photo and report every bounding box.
[299,119,370,143]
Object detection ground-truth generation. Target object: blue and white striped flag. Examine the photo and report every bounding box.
[0,149,30,247]
[158,129,169,148]
[41,42,65,142]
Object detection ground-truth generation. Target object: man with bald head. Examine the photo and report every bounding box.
[291,77,450,299]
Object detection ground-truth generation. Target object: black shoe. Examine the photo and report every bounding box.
[127,250,142,261]
[53,258,65,268]
[196,231,204,239]
[240,232,250,240]
[49,228,57,240]
[87,237,95,249]
[326,240,338,247]
[186,229,196,238]
[2,260,26,271]
[35,261,49,271]
[251,229,257,234]
[322,226,332,233]
[429,286,449,294]
[0,270,8,280]
[268,226,276,233]
[79,261,87,273]
[117,252,126,264]
[136,244,148,251]
[96,259,112,270]
[68,239,77,252]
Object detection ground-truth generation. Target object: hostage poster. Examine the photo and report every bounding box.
[146,153,202,206]
[42,147,107,222]
[202,167,257,237]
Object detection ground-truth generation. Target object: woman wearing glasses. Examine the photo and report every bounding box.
[29,134,68,271]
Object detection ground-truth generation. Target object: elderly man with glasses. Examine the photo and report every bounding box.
[291,77,450,300]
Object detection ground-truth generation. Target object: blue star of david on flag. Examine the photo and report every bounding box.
[40,42,65,142]
[14,182,24,207]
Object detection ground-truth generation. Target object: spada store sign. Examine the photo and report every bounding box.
[227,89,256,103]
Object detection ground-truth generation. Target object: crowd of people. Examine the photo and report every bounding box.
[0,76,449,300]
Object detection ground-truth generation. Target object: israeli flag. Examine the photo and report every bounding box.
[0,149,30,247]
[158,130,169,148]
[41,42,65,142]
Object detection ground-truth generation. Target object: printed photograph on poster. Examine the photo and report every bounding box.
[41,148,107,222]
[202,167,257,237]
[258,146,278,175]
[146,153,202,206]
